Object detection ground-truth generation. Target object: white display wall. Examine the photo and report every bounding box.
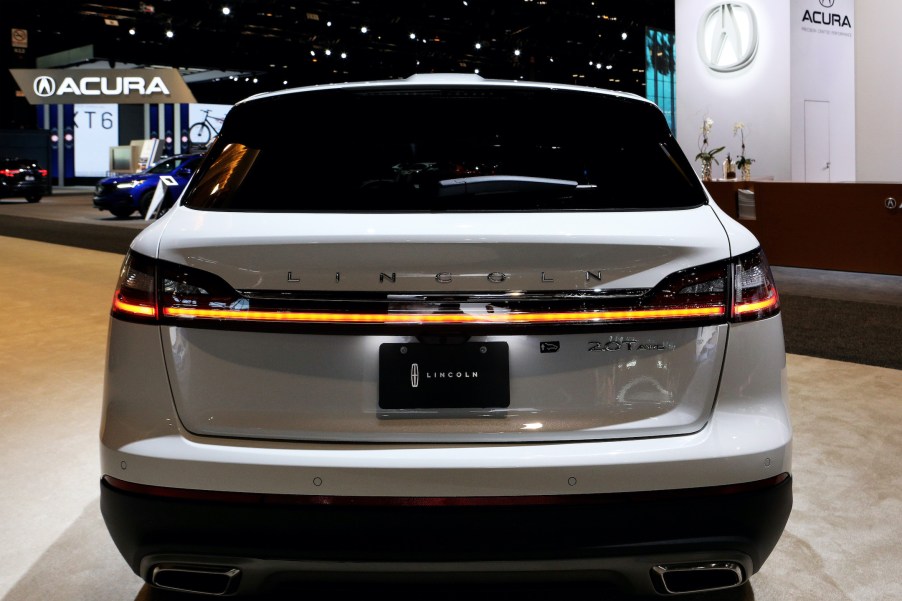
[73,103,119,177]
[675,0,792,181]
[676,0,857,182]
[855,0,902,182]
[790,0,856,182]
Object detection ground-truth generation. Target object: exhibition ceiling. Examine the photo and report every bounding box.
[7,0,675,102]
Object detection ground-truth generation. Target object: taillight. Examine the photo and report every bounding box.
[111,252,157,320]
[732,248,780,322]
[38,169,48,177]
[110,250,778,327]
[0,169,19,177]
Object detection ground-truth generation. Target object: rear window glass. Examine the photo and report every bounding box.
[182,86,706,212]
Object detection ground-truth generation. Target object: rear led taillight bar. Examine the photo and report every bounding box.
[111,249,778,327]
[161,305,724,325]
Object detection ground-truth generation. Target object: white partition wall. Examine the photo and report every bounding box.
[675,0,857,182]
[675,0,792,181]
[855,0,902,183]
[790,0,856,182]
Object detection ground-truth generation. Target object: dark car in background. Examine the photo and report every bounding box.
[0,158,47,203]
[93,153,203,218]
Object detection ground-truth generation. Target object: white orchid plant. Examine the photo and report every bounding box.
[695,117,725,165]
[733,122,755,170]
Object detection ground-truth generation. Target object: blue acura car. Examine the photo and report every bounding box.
[93,153,203,218]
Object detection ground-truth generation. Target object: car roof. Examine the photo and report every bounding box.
[239,73,652,107]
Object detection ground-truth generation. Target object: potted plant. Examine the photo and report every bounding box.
[695,118,724,181]
[734,122,755,181]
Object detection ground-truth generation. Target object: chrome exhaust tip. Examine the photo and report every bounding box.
[651,561,744,595]
[151,565,241,596]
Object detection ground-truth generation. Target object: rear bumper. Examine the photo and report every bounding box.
[101,474,791,595]
[0,180,45,197]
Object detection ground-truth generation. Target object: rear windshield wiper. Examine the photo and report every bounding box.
[437,175,590,197]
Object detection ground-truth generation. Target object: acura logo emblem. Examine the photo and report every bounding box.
[819,0,835,7]
[697,2,759,73]
[33,76,56,97]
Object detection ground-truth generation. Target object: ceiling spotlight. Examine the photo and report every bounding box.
[340,52,348,59]
[253,78,258,83]
[475,42,482,50]
[606,64,613,70]
[283,80,288,85]
[222,6,231,15]
[596,63,602,70]
[326,21,332,27]
[514,49,521,56]
[621,32,628,40]
[128,27,136,35]
[360,26,368,33]
[165,29,174,38]
[324,49,332,56]
[310,50,316,56]
[474,68,480,74]
[409,33,416,40]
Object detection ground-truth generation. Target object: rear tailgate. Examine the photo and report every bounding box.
[156,206,731,443]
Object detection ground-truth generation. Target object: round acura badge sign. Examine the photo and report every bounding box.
[33,76,57,97]
[697,2,759,73]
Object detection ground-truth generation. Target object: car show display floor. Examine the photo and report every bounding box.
[1,201,901,599]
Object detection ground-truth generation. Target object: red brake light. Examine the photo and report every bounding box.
[38,169,48,177]
[111,252,158,320]
[732,249,780,322]
[0,169,18,177]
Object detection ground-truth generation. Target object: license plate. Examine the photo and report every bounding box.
[24,175,35,181]
[379,342,510,409]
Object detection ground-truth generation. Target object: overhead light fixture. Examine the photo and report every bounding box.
[621,32,628,40]
[409,33,416,40]
[360,26,368,33]
[128,27,136,35]
[165,30,174,38]
[475,42,482,50]
[222,6,231,15]
[514,49,521,56]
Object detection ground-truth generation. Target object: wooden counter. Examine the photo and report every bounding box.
[704,181,902,276]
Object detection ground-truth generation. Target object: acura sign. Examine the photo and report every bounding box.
[697,2,759,73]
[10,68,196,104]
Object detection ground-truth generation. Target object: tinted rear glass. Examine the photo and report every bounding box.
[183,85,706,212]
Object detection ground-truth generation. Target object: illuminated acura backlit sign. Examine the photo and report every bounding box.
[697,2,759,73]
[10,68,196,104]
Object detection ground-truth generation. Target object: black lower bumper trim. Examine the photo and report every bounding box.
[101,474,791,586]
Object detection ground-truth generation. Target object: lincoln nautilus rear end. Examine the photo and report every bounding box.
[100,74,791,597]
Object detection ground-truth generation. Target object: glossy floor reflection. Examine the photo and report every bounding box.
[1,235,900,600]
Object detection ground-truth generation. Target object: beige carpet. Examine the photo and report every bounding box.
[1,235,900,600]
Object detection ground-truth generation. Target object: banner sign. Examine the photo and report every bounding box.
[9,68,197,104]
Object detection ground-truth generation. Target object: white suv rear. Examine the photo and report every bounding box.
[100,74,791,597]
